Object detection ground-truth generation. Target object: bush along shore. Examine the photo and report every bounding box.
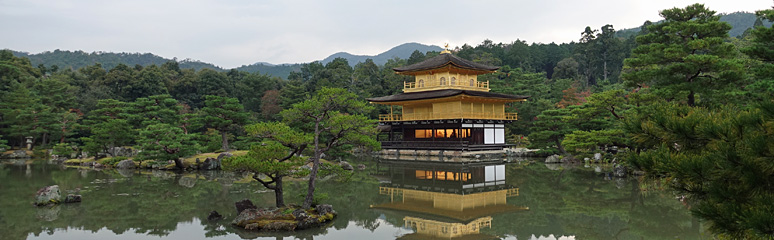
[60,150,245,171]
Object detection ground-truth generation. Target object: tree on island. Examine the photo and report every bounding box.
[197,95,248,151]
[281,87,379,209]
[223,122,311,207]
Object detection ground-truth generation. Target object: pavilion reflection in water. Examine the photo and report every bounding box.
[372,161,526,239]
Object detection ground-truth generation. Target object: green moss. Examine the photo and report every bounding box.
[64,158,94,165]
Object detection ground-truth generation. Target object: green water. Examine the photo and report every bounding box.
[0,157,707,239]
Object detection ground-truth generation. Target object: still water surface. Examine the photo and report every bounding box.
[0,157,707,239]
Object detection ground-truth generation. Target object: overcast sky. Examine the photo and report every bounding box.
[1,0,770,68]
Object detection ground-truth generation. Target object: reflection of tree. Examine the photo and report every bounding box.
[497,162,703,239]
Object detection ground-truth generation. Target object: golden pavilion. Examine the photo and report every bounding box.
[367,49,527,151]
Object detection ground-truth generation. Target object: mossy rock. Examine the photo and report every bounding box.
[233,205,337,232]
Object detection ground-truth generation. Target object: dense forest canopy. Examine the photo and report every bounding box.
[2,4,774,238]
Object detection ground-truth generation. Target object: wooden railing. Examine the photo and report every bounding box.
[379,112,517,122]
[403,80,489,92]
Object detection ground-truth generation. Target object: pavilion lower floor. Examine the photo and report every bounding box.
[377,119,512,151]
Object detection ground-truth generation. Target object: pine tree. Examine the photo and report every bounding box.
[623,4,744,107]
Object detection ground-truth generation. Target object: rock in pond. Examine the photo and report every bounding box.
[35,185,62,206]
[316,204,335,215]
[235,199,257,214]
[233,205,337,232]
[116,159,136,169]
[64,194,82,203]
[207,211,223,221]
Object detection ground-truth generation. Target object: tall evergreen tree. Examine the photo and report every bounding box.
[622,4,744,107]
[198,95,248,151]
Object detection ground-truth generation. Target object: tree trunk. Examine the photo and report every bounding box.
[41,132,48,147]
[302,121,322,209]
[221,131,229,151]
[555,139,568,155]
[687,91,695,107]
[274,176,285,207]
[174,158,185,170]
[603,57,608,81]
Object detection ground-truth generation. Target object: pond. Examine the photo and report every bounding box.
[0,157,708,240]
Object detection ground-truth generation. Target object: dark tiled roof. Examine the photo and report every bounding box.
[367,89,529,102]
[393,53,499,73]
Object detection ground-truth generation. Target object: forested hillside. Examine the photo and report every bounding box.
[616,11,772,38]
[7,43,441,79]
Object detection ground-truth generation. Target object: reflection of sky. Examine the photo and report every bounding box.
[28,218,414,240]
[501,234,576,240]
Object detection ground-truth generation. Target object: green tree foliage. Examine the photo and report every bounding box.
[281,87,379,209]
[528,108,575,155]
[137,123,195,169]
[0,84,52,148]
[742,9,774,101]
[130,94,181,128]
[81,99,135,157]
[625,102,774,238]
[0,135,9,151]
[197,95,248,151]
[222,122,311,207]
[623,3,744,107]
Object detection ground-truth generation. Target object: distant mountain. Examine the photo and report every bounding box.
[234,63,302,79]
[615,11,772,39]
[11,49,225,72]
[320,42,443,66]
[8,42,442,79]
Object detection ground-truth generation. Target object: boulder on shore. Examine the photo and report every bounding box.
[116,159,136,169]
[545,154,561,164]
[339,161,354,171]
[201,157,220,170]
[613,164,627,178]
